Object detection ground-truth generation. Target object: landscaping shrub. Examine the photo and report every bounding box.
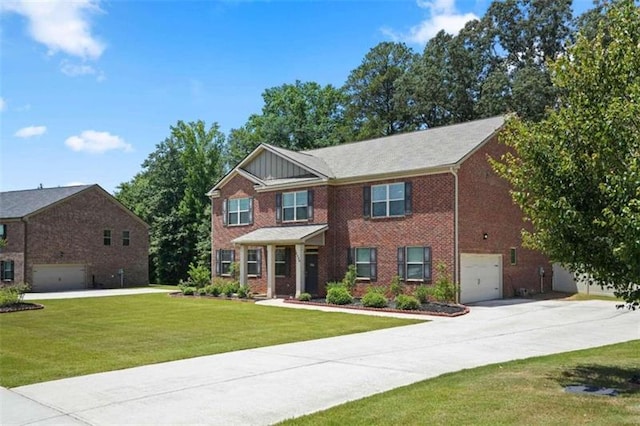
[179,285,196,296]
[389,275,403,297]
[414,284,432,303]
[187,263,210,288]
[343,264,357,292]
[395,294,421,310]
[326,286,353,305]
[204,284,221,296]
[298,292,312,301]
[237,285,251,299]
[433,262,456,303]
[197,287,207,296]
[361,290,388,308]
[222,281,240,297]
[325,281,344,291]
[0,283,30,307]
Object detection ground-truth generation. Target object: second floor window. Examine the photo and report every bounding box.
[363,182,412,218]
[0,224,6,240]
[122,231,130,246]
[104,230,111,246]
[227,198,252,226]
[276,190,314,223]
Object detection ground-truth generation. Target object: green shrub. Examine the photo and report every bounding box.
[325,281,344,292]
[0,283,29,307]
[197,287,207,296]
[433,262,456,303]
[395,294,421,310]
[326,286,353,305]
[361,290,388,308]
[187,263,210,288]
[237,285,251,299]
[414,284,432,303]
[222,281,240,297]
[180,285,196,296]
[298,292,312,301]
[203,285,221,296]
[389,275,403,297]
[343,264,357,292]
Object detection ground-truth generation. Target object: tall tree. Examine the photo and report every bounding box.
[116,120,225,283]
[492,0,640,308]
[343,42,418,139]
[226,80,347,167]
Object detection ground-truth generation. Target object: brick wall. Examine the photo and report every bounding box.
[0,219,26,284]
[458,135,552,296]
[25,186,149,288]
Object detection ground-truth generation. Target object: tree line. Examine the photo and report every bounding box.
[115,0,631,291]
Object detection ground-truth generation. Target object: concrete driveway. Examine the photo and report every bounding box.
[2,299,638,425]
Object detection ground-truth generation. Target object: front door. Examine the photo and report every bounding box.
[305,254,318,295]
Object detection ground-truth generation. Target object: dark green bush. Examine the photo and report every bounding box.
[433,262,456,302]
[222,281,240,297]
[237,285,251,299]
[187,263,210,288]
[326,286,353,305]
[395,294,421,310]
[0,283,30,307]
[414,284,432,303]
[389,275,403,297]
[180,285,196,296]
[204,285,221,296]
[342,264,357,292]
[197,287,207,296]
[361,291,388,308]
[298,292,312,301]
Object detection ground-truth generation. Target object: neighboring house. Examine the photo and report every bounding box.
[208,116,551,303]
[0,184,149,292]
[552,264,617,297]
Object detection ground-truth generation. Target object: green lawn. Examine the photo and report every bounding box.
[282,340,640,425]
[0,294,420,387]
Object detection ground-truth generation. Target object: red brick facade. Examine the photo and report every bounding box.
[212,134,551,300]
[0,186,149,290]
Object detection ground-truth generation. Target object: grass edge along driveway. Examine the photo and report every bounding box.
[280,340,640,425]
[0,293,421,388]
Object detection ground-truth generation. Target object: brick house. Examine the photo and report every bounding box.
[209,116,551,303]
[0,184,149,291]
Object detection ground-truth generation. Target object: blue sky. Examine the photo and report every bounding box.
[0,0,592,194]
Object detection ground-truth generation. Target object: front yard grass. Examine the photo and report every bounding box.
[282,340,640,425]
[0,293,420,387]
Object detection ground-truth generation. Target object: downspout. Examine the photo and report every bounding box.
[449,166,460,304]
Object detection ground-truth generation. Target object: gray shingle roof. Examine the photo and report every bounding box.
[0,185,93,219]
[232,224,328,245]
[302,116,505,180]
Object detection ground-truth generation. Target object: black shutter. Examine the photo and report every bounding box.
[222,199,228,227]
[285,247,292,277]
[248,197,254,225]
[215,250,221,276]
[347,247,355,266]
[424,246,432,281]
[0,261,4,280]
[397,247,406,280]
[256,248,262,277]
[275,193,282,223]
[307,190,314,222]
[9,260,14,280]
[405,181,412,215]
[363,186,371,218]
[370,248,377,281]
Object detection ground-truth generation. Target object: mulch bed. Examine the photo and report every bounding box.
[0,302,44,314]
[285,298,469,317]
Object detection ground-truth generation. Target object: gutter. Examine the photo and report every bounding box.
[449,165,460,304]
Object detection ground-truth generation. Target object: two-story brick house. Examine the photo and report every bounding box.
[209,116,551,303]
[0,184,149,291]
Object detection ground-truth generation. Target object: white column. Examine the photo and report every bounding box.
[295,243,305,298]
[267,244,276,298]
[239,245,248,285]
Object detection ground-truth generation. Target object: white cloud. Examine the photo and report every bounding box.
[383,0,478,45]
[60,60,106,81]
[65,130,132,154]
[65,181,87,187]
[14,125,47,138]
[1,0,105,59]
[0,97,6,112]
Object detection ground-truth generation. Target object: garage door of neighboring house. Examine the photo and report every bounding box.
[32,264,87,292]
[460,254,502,304]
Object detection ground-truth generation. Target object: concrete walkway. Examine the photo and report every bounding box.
[2,299,638,425]
[23,287,173,300]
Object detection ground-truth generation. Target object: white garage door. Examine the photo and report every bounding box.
[32,264,87,292]
[460,254,502,304]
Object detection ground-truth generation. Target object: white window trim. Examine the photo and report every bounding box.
[355,247,373,279]
[371,183,405,218]
[275,248,287,277]
[228,198,251,226]
[406,246,425,281]
[282,190,308,222]
[247,249,259,277]
[220,250,234,276]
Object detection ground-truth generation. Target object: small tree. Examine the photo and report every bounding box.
[432,262,456,303]
[342,264,357,292]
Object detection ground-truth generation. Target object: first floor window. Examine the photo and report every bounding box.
[275,248,290,276]
[216,249,235,276]
[122,231,130,246]
[510,248,517,265]
[349,247,377,280]
[103,230,111,246]
[0,224,6,240]
[398,246,432,281]
[1,260,14,281]
[247,249,262,276]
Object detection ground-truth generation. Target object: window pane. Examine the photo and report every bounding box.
[407,264,423,279]
[372,202,387,217]
[248,250,257,262]
[356,248,370,262]
[248,262,258,275]
[356,264,371,278]
[296,206,308,220]
[228,199,239,211]
[239,212,249,224]
[389,183,405,200]
[275,249,286,262]
[283,193,295,207]
[238,198,249,210]
[406,247,423,263]
[221,250,232,262]
[372,185,387,201]
[296,191,308,206]
[229,212,239,225]
[389,200,404,216]
[275,263,286,276]
[221,263,230,274]
[283,207,294,221]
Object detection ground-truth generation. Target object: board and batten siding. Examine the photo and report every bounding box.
[245,150,312,180]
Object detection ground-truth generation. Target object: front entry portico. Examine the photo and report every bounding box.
[232,224,327,298]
